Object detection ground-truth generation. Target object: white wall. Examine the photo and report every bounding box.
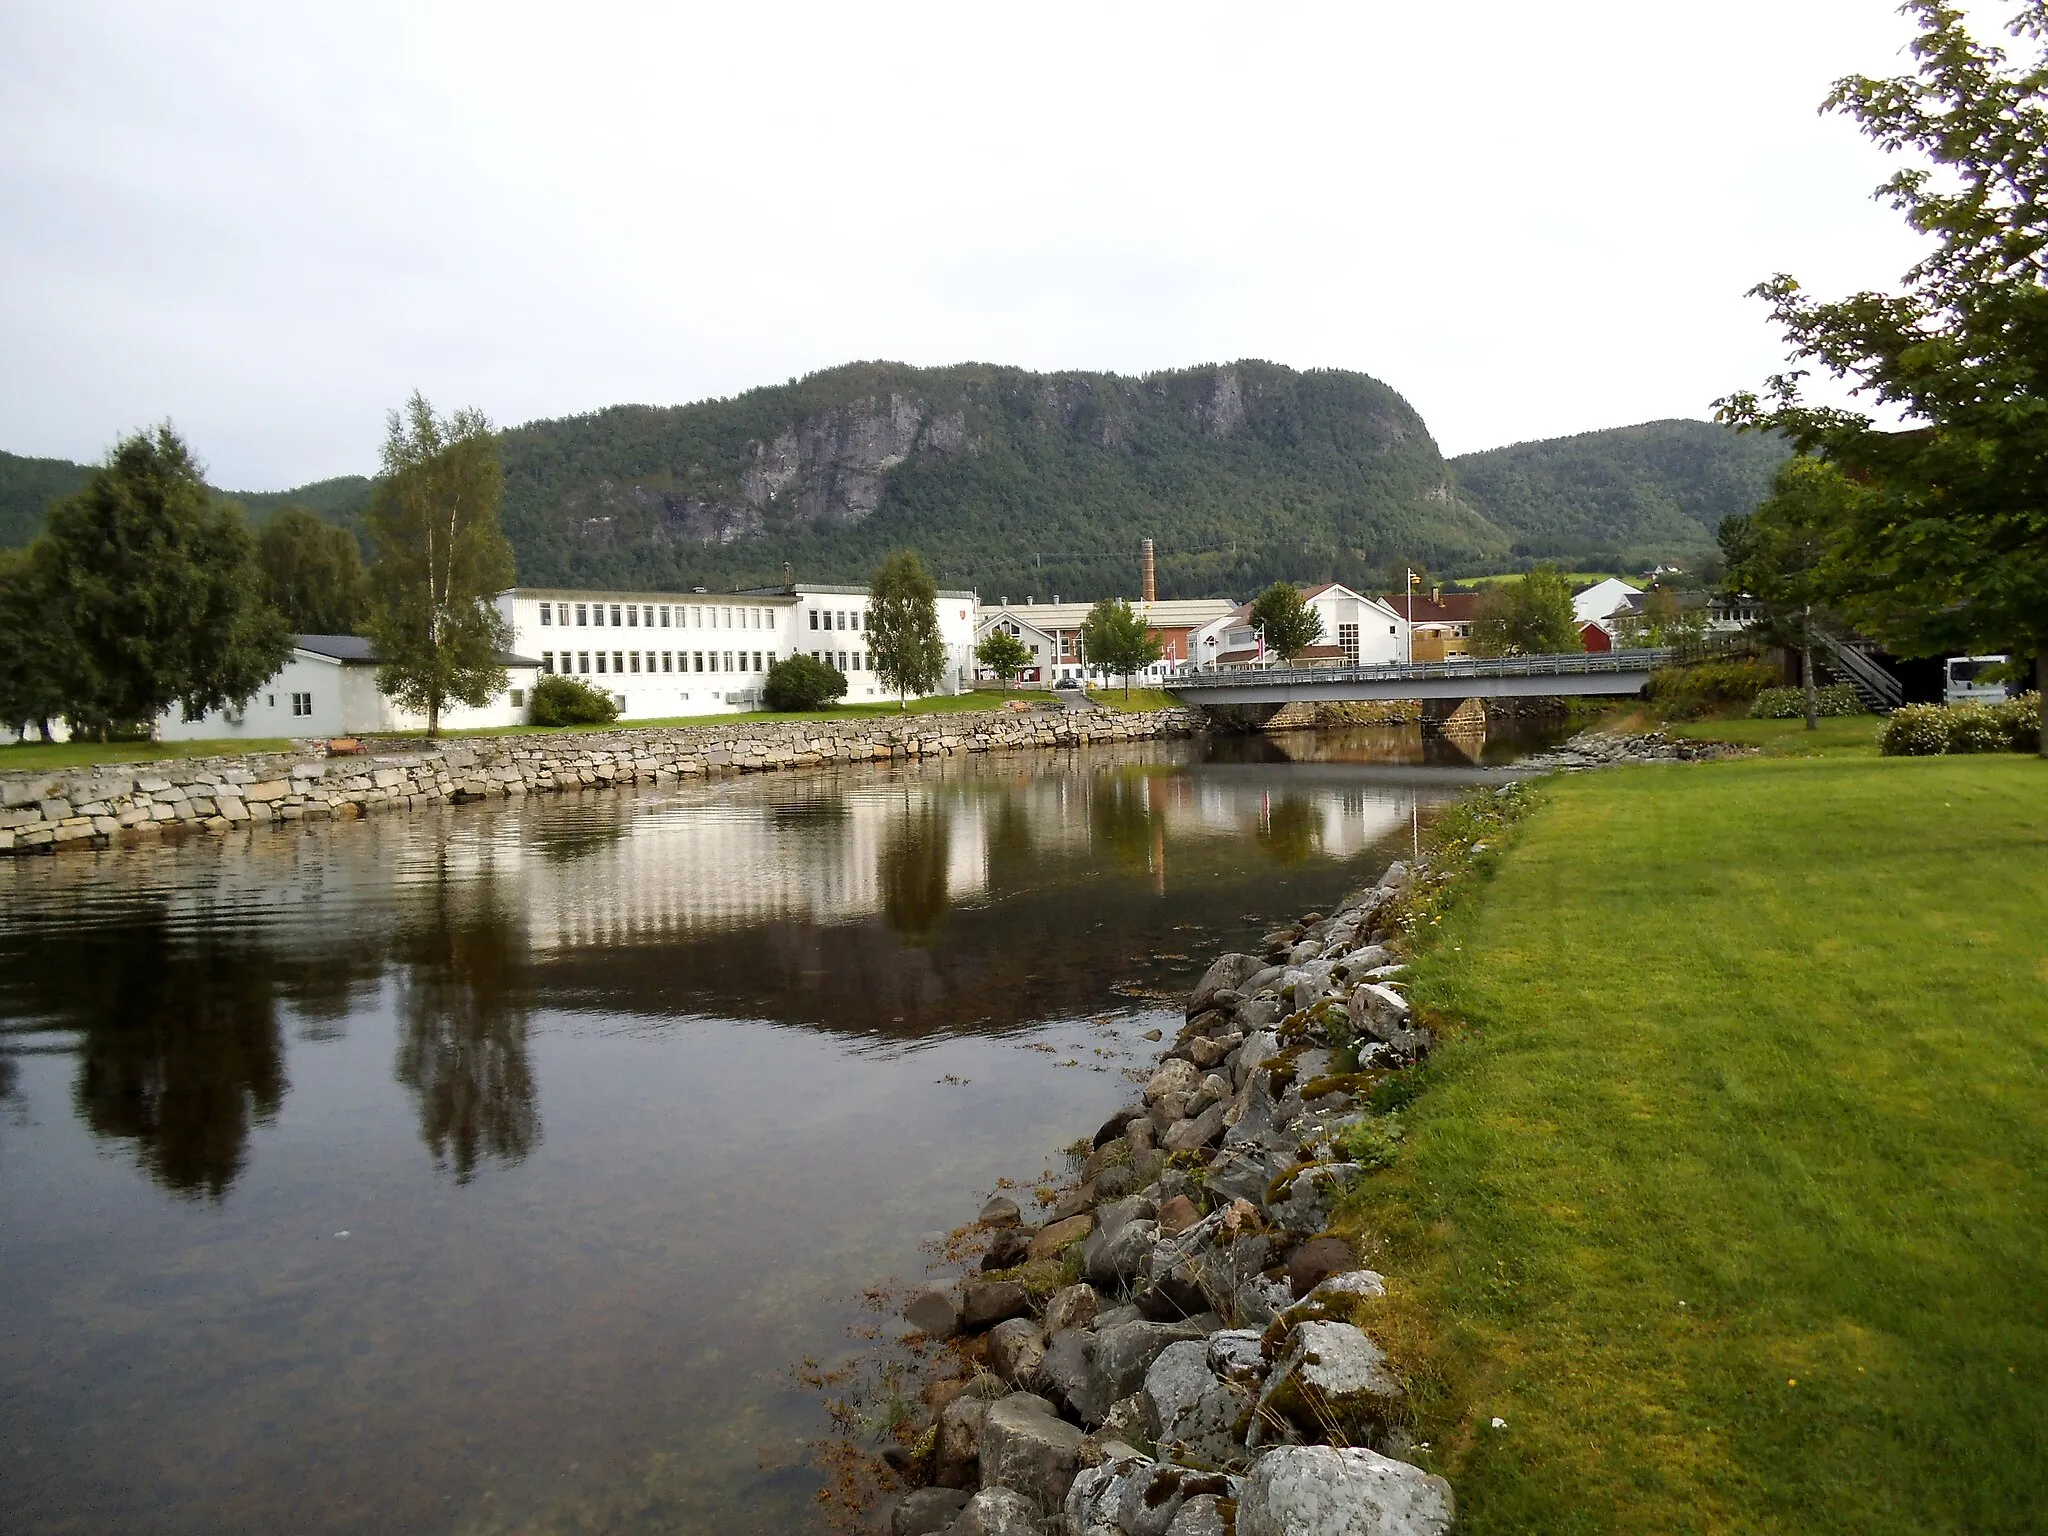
[502,590,795,718]
[157,653,356,740]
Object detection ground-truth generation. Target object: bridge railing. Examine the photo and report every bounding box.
[1164,648,1675,689]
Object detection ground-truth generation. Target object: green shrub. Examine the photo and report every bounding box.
[527,674,620,727]
[762,654,848,711]
[1646,658,1780,719]
[1750,684,1866,719]
[1880,694,2040,756]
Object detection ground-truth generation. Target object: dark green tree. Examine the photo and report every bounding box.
[763,653,848,711]
[1248,582,1324,662]
[1719,456,1863,729]
[0,548,78,740]
[1079,598,1164,696]
[37,426,290,737]
[975,627,1033,688]
[1718,0,2048,754]
[867,550,948,709]
[1471,564,1579,657]
[256,506,369,634]
[363,394,516,737]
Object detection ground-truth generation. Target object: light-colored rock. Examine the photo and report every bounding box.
[1081,1215,1158,1290]
[1044,1283,1100,1337]
[935,1392,989,1488]
[1166,1494,1228,1536]
[979,1392,1086,1508]
[962,1279,1031,1331]
[1267,1163,1362,1235]
[988,1317,1046,1384]
[952,1485,1045,1536]
[1145,1058,1200,1105]
[1235,1445,1454,1536]
[1142,1339,1256,1469]
[1065,1452,1155,1536]
[1163,1101,1228,1154]
[1083,1319,1207,1422]
[1257,1321,1407,1442]
[1234,1030,1281,1088]
[981,1194,1023,1228]
[1187,952,1262,1015]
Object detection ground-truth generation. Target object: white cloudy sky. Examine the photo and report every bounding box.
[1,1,1942,489]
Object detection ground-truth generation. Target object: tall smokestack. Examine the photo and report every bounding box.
[1141,538,1156,603]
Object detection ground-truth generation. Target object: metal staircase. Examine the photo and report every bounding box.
[1814,631,1904,711]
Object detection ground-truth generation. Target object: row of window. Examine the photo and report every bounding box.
[542,650,770,676]
[258,692,315,716]
[814,651,866,672]
[537,601,777,631]
[810,609,862,631]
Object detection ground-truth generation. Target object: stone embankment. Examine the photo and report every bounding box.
[1511,728,1750,773]
[885,822,1500,1536]
[0,708,1201,857]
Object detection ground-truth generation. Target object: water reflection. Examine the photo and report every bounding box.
[393,869,539,1182]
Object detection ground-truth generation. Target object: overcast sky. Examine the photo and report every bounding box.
[1,1,1939,489]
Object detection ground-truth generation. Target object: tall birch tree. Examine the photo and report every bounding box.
[363,395,515,737]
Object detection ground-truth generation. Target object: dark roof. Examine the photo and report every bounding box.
[1383,593,1482,622]
[293,634,541,668]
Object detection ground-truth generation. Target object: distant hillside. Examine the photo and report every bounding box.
[0,451,92,549]
[486,360,1507,599]
[1449,419,1790,569]
[4,382,1789,596]
[0,448,371,550]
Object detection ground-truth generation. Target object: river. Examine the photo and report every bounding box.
[0,724,1554,1535]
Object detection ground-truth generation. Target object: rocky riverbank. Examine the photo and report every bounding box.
[873,789,1538,1536]
[0,707,1200,857]
[1509,728,1752,773]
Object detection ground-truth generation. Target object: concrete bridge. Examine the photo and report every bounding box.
[1163,648,1671,729]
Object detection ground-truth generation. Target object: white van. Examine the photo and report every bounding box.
[1944,655,2009,705]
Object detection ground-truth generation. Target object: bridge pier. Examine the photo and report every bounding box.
[1420,697,1486,735]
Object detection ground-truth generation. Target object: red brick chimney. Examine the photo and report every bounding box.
[1141,538,1156,603]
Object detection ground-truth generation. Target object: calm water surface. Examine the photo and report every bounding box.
[0,726,1552,1535]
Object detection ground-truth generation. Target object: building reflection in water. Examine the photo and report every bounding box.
[0,730,1506,1200]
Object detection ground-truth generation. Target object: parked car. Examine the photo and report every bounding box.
[1053,675,1085,692]
[1945,655,2010,705]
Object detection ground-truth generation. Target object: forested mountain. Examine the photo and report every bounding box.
[1448,419,1790,570]
[4,369,1789,597]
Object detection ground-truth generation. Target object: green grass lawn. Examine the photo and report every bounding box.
[0,736,302,772]
[1342,753,2048,1535]
[1666,714,1887,758]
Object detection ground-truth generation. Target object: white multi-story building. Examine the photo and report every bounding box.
[495,582,979,718]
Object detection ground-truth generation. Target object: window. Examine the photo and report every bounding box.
[837,611,848,630]
[540,603,553,625]
[606,604,619,625]
[850,612,861,632]
[693,652,704,672]
[809,611,819,630]
[627,605,638,627]
[612,651,623,673]
[542,652,555,673]
[1338,623,1358,662]
[642,605,653,627]
[509,689,525,707]
[597,653,607,674]
[576,603,588,626]
[660,606,671,627]
[721,606,732,628]
[578,652,590,673]
[691,606,702,627]
[266,694,276,708]
[291,692,312,716]
[614,694,626,710]
[662,652,673,672]
[753,651,763,671]
[593,604,605,627]
[630,652,641,673]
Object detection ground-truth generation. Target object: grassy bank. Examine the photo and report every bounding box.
[1342,752,2048,1534]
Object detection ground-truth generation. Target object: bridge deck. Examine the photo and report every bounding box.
[1163,648,1671,704]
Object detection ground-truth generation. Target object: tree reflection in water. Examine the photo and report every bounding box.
[64,916,288,1201]
[1087,769,1163,872]
[878,799,952,943]
[1258,796,1323,863]
[392,873,539,1182]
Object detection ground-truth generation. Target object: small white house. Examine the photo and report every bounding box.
[156,634,542,741]
[1193,584,1407,669]
[1572,578,1643,626]
[973,611,1063,684]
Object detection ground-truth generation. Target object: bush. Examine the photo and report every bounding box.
[1646,658,1780,719]
[763,654,848,711]
[527,674,620,727]
[1750,684,1866,719]
[1880,693,2040,756]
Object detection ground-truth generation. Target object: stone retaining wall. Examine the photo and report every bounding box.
[0,707,1202,856]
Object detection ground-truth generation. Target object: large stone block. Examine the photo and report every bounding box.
[1235,1445,1453,1536]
